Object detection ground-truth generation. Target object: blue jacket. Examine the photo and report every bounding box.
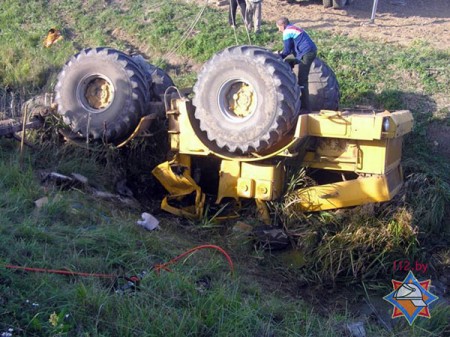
[280,24,317,60]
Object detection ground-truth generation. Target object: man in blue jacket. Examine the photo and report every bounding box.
[276,17,317,113]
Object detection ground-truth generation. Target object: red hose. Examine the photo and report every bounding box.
[3,244,234,279]
[153,244,234,274]
[3,265,115,278]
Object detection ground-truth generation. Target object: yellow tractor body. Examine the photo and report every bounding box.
[152,98,413,220]
[47,45,414,222]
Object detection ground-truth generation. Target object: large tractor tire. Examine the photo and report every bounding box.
[55,47,150,143]
[193,45,301,154]
[308,58,340,111]
[131,55,174,100]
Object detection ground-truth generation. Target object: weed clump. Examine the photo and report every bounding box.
[268,169,450,287]
[288,206,418,286]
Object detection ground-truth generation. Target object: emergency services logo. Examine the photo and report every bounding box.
[383,271,439,325]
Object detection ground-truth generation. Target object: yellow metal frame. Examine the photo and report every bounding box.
[301,137,404,174]
[293,165,404,212]
[152,98,413,219]
[152,154,205,219]
[300,109,413,141]
[116,114,159,148]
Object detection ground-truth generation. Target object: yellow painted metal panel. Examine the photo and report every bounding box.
[356,140,387,174]
[152,160,197,196]
[175,99,211,155]
[152,155,205,219]
[295,167,403,211]
[237,178,255,198]
[216,161,286,202]
[350,114,384,140]
[302,137,404,175]
[241,162,285,200]
[217,160,241,202]
[305,110,413,141]
[384,110,414,138]
[254,180,273,200]
[293,113,309,138]
[307,112,350,138]
[384,138,403,172]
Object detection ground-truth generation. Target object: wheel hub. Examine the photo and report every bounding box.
[225,82,256,119]
[85,78,113,110]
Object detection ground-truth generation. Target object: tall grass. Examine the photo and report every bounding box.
[2,141,376,336]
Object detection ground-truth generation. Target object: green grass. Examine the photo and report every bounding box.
[1,147,372,337]
[1,0,449,336]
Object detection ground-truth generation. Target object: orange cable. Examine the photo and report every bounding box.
[3,244,234,280]
[153,244,234,275]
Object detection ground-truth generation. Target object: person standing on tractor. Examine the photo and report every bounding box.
[276,17,317,113]
[229,0,247,28]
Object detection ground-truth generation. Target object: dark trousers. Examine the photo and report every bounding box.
[298,51,317,113]
[228,0,246,26]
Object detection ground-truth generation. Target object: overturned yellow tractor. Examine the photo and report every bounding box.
[54,46,413,222]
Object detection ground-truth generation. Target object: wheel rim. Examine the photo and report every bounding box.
[78,75,114,112]
[218,79,257,122]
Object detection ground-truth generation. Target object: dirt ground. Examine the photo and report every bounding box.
[260,0,450,50]
[204,0,450,50]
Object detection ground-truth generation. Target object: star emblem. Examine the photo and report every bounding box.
[383,271,439,325]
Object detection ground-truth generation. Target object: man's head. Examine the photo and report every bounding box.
[276,17,290,32]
